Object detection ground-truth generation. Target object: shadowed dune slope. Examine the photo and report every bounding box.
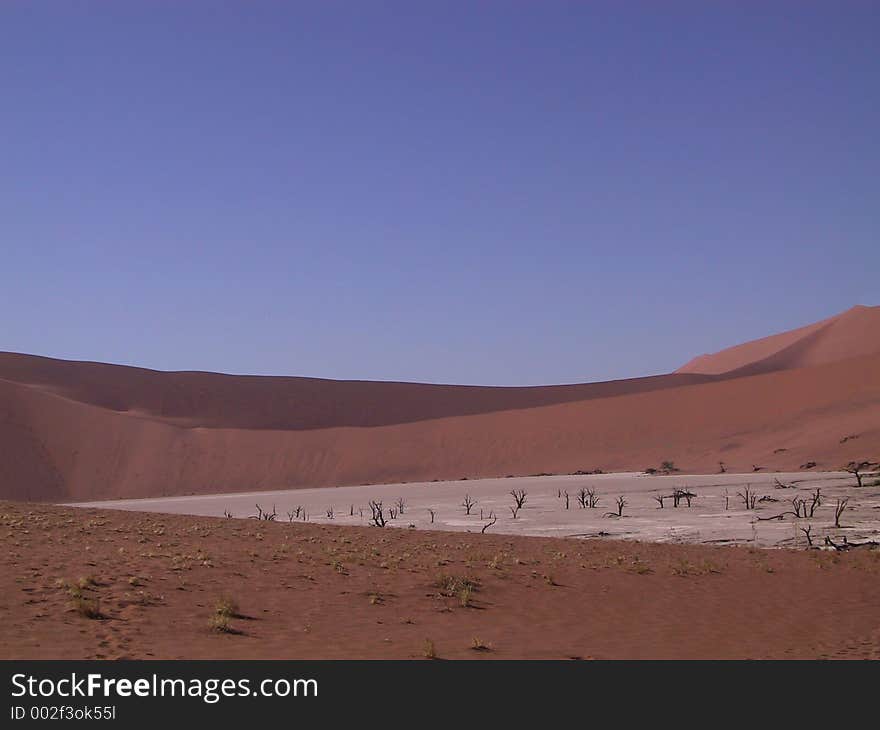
[677,304,880,375]
[1,353,878,501]
[0,352,710,430]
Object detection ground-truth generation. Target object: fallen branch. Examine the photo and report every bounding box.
[824,536,879,551]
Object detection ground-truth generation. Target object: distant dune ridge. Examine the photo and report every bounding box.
[676,304,880,376]
[1,304,878,501]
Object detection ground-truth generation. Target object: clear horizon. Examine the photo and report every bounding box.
[2,3,878,386]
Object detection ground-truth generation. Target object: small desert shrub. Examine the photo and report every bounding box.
[72,596,103,620]
[436,573,479,596]
[672,559,722,577]
[435,573,479,607]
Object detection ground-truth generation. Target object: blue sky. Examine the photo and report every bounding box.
[1,2,877,385]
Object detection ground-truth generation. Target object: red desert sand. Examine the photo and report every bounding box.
[2,501,879,660]
[0,305,878,502]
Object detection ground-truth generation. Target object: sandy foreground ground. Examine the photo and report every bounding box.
[71,471,880,549]
[2,497,880,660]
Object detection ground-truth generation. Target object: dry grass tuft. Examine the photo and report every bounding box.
[422,638,437,659]
[215,596,240,619]
[471,637,492,652]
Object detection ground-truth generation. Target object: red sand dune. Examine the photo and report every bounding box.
[0,305,878,502]
[677,304,880,375]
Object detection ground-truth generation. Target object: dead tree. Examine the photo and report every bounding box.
[428,508,435,524]
[605,496,626,518]
[395,497,406,515]
[350,504,355,516]
[508,489,527,518]
[758,493,813,521]
[844,461,875,488]
[809,488,821,517]
[462,495,476,515]
[223,510,233,519]
[737,486,757,510]
[252,504,277,521]
[782,489,820,519]
[368,500,387,527]
[654,494,665,509]
[481,513,497,533]
[799,524,813,547]
[834,498,849,528]
[563,491,570,510]
[389,507,398,520]
[576,488,588,509]
[672,488,695,507]
[723,489,730,510]
[586,488,600,508]
[718,461,727,474]
[326,507,334,519]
